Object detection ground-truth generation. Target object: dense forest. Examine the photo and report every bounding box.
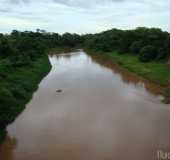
[0,27,170,142]
[2,27,169,64]
[83,27,170,62]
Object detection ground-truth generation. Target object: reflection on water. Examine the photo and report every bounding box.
[90,53,165,96]
[0,50,170,160]
[0,136,17,160]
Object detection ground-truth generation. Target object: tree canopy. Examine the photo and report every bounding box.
[83,27,170,62]
[0,27,170,63]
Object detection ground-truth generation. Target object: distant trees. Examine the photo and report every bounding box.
[130,41,143,54]
[0,27,170,63]
[0,36,14,58]
[139,45,157,62]
[83,27,170,62]
[0,30,84,67]
[61,33,82,47]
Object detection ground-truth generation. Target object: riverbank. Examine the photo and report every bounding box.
[1,50,170,160]
[0,55,51,143]
[85,49,170,103]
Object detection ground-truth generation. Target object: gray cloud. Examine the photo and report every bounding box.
[0,0,170,33]
[52,0,125,7]
[7,0,125,7]
[8,0,30,4]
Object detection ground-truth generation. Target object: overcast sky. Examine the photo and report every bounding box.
[0,0,170,33]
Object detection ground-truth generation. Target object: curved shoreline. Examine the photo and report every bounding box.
[85,48,170,103]
[0,55,51,143]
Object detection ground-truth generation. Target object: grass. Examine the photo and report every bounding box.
[0,55,51,143]
[107,52,170,86]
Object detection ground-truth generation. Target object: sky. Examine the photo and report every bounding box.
[0,0,170,34]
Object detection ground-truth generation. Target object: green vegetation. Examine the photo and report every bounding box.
[0,31,52,143]
[83,27,170,62]
[0,29,82,143]
[83,27,170,102]
[108,52,170,86]
[87,50,170,86]
[139,45,157,62]
[0,26,170,143]
[0,55,51,143]
[0,129,5,143]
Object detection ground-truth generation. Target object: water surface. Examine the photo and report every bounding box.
[0,50,170,160]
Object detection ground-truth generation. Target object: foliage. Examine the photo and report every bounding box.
[130,41,143,54]
[0,36,15,58]
[139,45,157,62]
[0,55,51,142]
[0,27,170,142]
[83,27,170,62]
[0,30,56,143]
[0,29,82,142]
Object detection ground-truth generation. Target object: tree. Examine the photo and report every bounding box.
[62,33,76,47]
[139,45,157,62]
[0,37,14,58]
[130,41,143,54]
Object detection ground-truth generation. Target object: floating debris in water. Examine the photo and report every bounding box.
[56,89,62,93]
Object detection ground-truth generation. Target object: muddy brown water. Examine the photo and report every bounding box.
[0,50,170,160]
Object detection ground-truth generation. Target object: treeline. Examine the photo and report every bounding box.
[2,27,170,64]
[83,27,170,62]
[0,30,82,64]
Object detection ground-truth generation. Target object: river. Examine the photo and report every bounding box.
[0,50,170,160]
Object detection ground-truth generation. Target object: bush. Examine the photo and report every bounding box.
[0,87,17,107]
[0,37,14,58]
[0,86,17,127]
[130,41,143,54]
[156,48,167,60]
[0,129,6,143]
[139,45,157,62]
[10,54,31,67]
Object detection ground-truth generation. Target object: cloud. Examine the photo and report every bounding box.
[52,0,126,8]
[7,0,30,4]
[5,0,126,8]
[0,0,170,33]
